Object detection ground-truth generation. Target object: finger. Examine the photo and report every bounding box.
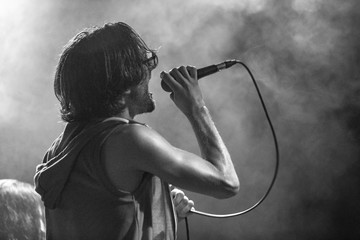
[186,66,197,79]
[178,66,191,80]
[173,191,185,206]
[170,188,182,199]
[175,196,189,214]
[160,71,181,92]
[169,68,187,88]
[188,200,195,210]
[176,199,195,218]
[181,200,194,213]
[175,196,189,209]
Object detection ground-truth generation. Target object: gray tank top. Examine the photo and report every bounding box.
[37,117,177,240]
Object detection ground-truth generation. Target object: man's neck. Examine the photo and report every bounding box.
[115,108,135,120]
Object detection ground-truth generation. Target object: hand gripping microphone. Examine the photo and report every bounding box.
[161,60,238,92]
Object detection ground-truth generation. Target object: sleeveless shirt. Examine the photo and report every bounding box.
[34,117,177,240]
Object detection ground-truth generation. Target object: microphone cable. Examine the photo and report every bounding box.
[184,60,280,239]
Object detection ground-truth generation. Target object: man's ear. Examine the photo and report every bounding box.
[123,89,131,95]
[118,89,131,105]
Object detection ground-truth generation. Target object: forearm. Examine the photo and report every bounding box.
[160,65,239,194]
[186,105,238,186]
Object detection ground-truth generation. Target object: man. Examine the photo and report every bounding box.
[0,179,46,240]
[34,22,239,240]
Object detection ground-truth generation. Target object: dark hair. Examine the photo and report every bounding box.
[54,22,158,122]
[0,179,45,240]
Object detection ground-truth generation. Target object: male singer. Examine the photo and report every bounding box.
[34,22,239,240]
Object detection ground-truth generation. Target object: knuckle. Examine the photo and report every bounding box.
[160,71,167,78]
[178,66,186,71]
[174,192,184,203]
[177,190,185,198]
[182,198,189,205]
[176,192,184,200]
[186,65,196,71]
[171,188,180,194]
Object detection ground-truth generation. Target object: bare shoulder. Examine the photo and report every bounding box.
[105,123,165,147]
[102,123,171,164]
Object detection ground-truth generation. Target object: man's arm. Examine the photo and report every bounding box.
[103,66,239,198]
[160,65,239,197]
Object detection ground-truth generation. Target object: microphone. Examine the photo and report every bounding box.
[161,60,238,92]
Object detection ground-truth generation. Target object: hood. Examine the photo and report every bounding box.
[34,117,130,209]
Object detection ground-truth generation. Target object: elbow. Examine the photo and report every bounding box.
[214,178,240,199]
[224,179,240,198]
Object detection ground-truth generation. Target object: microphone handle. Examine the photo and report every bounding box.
[161,65,217,92]
[197,64,219,79]
[161,60,237,92]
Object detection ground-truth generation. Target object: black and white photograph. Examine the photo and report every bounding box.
[1,0,359,239]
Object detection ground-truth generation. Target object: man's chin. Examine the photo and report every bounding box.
[137,101,155,116]
[147,101,156,113]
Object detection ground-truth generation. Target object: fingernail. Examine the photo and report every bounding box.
[160,72,164,78]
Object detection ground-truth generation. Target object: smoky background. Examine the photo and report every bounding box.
[1,0,359,239]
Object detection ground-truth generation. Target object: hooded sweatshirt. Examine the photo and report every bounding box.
[34,117,176,240]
